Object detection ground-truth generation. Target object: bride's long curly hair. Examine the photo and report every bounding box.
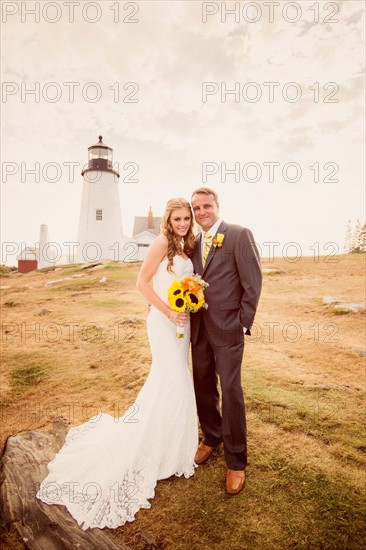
[161,198,196,272]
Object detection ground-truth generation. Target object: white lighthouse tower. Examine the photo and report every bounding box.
[38,223,55,269]
[76,136,136,263]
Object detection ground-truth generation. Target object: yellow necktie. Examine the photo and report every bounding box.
[202,232,212,266]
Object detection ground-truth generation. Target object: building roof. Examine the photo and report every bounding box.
[17,246,38,260]
[134,230,159,243]
[133,216,161,237]
[89,135,111,150]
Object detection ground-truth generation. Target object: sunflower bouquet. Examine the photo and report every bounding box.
[168,274,209,338]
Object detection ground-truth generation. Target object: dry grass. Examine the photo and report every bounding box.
[0,255,365,549]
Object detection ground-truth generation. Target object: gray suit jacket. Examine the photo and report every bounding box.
[190,221,262,346]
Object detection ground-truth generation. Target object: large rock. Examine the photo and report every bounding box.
[261,268,281,275]
[322,297,365,313]
[44,278,72,287]
[333,303,365,313]
[1,418,130,550]
[322,295,340,305]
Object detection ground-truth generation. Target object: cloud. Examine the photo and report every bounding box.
[1,1,364,260]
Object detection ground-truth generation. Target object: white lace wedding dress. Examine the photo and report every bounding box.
[36,255,198,530]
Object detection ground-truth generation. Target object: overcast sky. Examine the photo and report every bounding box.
[1,0,365,264]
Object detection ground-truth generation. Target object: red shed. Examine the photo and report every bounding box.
[17,247,38,274]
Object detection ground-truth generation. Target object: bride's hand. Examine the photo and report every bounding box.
[167,310,189,326]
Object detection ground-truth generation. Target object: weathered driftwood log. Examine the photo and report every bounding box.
[1,418,131,550]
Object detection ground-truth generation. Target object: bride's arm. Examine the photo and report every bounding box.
[136,236,188,325]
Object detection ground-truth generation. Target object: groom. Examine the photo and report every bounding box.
[190,187,262,494]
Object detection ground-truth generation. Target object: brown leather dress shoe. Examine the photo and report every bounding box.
[226,469,246,494]
[194,442,215,465]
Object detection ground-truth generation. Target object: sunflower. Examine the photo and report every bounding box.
[169,295,187,312]
[186,291,205,311]
[168,283,183,307]
[168,281,183,297]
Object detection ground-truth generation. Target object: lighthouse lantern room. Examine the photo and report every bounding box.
[82,135,119,177]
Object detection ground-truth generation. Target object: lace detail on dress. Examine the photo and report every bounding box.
[37,255,198,530]
[37,466,152,529]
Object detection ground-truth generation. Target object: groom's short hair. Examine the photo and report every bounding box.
[191,187,219,206]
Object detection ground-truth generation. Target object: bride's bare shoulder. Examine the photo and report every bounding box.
[155,234,168,247]
[146,234,168,261]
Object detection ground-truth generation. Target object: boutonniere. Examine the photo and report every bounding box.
[212,233,225,248]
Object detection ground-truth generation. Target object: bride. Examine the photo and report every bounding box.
[36,198,198,530]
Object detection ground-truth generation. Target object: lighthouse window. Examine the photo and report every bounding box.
[96,209,103,221]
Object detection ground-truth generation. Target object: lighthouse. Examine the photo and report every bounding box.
[38,224,55,269]
[76,136,136,263]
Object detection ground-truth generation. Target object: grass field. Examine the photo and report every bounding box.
[1,255,365,549]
